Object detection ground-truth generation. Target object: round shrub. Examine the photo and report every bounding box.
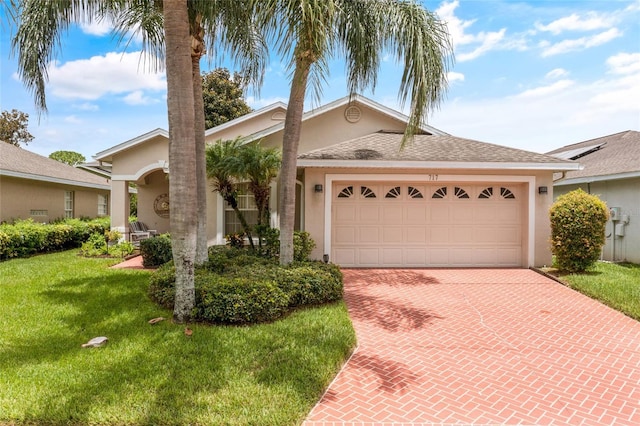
[148,262,177,309]
[140,234,173,267]
[194,275,289,324]
[549,188,608,272]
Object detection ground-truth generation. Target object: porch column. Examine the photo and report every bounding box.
[111,180,130,240]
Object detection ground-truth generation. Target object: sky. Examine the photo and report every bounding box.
[1,0,639,161]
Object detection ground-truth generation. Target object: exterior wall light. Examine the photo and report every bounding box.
[314,184,323,193]
[538,186,548,195]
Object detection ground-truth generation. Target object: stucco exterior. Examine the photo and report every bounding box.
[95,95,578,267]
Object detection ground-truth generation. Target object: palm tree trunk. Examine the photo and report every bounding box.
[223,195,255,250]
[279,54,312,264]
[191,13,208,265]
[164,0,197,323]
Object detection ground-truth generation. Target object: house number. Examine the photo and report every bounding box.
[428,174,439,181]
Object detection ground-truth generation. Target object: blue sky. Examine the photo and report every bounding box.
[1,0,639,161]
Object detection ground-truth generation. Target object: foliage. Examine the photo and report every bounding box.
[140,234,173,268]
[561,261,640,321]
[48,150,86,166]
[0,250,356,425]
[202,68,252,129]
[79,231,135,258]
[0,109,34,146]
[148,246,342,325]
[0,217,109,260]
[261,228,317,261]
[549,189,609,272]
[225,232,246,249]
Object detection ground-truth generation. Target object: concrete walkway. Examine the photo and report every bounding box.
[303,269,640,425]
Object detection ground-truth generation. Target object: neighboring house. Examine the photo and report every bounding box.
[94,94,579,268]
[547,130,640,264]
[0,142,111,223]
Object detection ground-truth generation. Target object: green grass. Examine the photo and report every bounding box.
[561,261,640,321]
[0,250,356,426]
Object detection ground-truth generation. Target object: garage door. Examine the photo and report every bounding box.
[331,182,524,267]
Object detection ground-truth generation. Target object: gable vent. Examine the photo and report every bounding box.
[344,106,362,123]
[271,111,286,121]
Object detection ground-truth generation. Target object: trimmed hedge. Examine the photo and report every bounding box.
[550,188,609,272]
[148,248,343,324]
[140,234,173,268]
[0,217,110,260]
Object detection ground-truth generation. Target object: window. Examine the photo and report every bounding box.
[64,191,74,218]
[224,183,259,235]
[98,194,109,216]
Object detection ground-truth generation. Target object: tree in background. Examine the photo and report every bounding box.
[202,68,252,129]
[0,109,34,147]
[49,150,86,166]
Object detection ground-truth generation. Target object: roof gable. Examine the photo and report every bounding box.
[0,142,110,189]
[548,130,640,181]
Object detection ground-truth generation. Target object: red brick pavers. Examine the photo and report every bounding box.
[303,269,640,426]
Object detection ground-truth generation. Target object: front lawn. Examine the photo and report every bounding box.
[560,261,640,321]
[0,250,356,425]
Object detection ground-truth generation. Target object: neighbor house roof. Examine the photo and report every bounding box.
[547,130,640,185]
[297,131,581,171]
[0,142,110,189]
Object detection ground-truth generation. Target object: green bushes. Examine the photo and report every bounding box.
[0,218,110,260]
[79,231,135,258]
[148,248,343,325]
[550,188,609,272]
[140,234,173,268]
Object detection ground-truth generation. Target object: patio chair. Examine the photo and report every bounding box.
[129,221,158,245]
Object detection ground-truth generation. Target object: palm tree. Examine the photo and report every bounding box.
[11,0,268,322]
[259,0,453,264]
[205,138,255,249]
[234,142,281,247]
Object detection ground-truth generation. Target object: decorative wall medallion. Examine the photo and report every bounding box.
[154,193,170,218]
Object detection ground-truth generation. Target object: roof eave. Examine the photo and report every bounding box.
[554,170,640,186]
[94,128,168,161]
[0,170,111,190]
[296,159,582,170]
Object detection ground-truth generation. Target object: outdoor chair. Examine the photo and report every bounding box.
[129,221,158,245]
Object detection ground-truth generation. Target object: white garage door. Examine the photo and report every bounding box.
[331,182,524,267]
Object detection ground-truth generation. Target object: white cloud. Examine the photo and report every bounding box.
[73,102,100,111]
[606,52,640,75]
[540,28,622,57]
[545,68,569,79]
[47,51,166,101]
[515,80,575,99]
[447,72,465,83]
[64,115,82,124]
[435,0,509,62]
[123,90,157,105]
[535,12,614,35]
[80,18,113,37]
[245,96,289,109]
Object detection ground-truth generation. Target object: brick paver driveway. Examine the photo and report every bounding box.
[303,269,640,425]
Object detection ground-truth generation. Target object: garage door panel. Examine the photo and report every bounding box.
[358,227,380,243]
[332,182,525,267]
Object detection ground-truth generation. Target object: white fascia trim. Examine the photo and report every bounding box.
[299,159,581,171]
[0,170,110,190]
[111,161,168,181]
[323,173,536,268]
[554,170,640,186]
[94,128,168,161]
[205,102,288,138]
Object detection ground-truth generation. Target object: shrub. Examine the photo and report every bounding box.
[194,275,289,324]
[260,229,317,261]
[140,234,172,268]
[148,262,177,309]
[549,188,608,272]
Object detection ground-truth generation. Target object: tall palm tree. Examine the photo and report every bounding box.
[11,0,268,322]
[260,0,453,264]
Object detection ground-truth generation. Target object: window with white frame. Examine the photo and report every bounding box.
[224,183,259,236]
[98,194,108,216]
[64,191,74,218]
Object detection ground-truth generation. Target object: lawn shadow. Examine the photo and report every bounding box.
[343,269,441,287]
[345,291,443,331]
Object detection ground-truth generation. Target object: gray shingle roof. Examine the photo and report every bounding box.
[298,131,573,165]
[0,142,110,188]
[547,130,640,179]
